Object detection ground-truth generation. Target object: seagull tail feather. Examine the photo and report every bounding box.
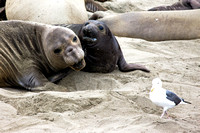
[181,99,191,104]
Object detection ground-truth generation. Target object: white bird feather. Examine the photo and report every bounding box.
[149,78,191,118]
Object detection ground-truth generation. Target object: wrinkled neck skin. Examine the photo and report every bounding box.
[35,24,61,72]
[15,22,54,74]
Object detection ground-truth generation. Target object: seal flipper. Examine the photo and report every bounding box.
[18,67,70,91]
[117,54,150,73]
[18,68,50,91]
[85,0,107,13]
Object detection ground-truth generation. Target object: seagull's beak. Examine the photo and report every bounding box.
[151,88,155,92]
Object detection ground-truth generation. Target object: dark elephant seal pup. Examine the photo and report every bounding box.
[0,20,85,91]
[61,20,150,73]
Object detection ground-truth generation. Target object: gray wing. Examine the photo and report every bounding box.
[166,90,181,105]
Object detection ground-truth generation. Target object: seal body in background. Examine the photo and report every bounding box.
[5,0,88,24]
[91,10,200,41]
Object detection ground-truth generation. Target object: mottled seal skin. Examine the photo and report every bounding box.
[148,0,200,11]
[0,20,85,91]
[59,20,150,73]
[93,10,200,41]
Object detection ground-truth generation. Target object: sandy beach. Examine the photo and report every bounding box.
[0,0,200,132]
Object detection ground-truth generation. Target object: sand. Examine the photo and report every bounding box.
[0,0,200,132]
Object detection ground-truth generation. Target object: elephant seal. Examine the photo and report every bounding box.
[58,20,150,73]
[0,20,85,91]
[148,0,200,11]
[5,0,88,24]
[92,10,200,41]
[5,0,108,24]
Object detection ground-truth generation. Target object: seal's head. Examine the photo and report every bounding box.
[79,20,113,47]
[78,20,119,73]
[42,26,85,71]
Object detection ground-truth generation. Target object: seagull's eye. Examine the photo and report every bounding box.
[98,25,104,31]
[85,22,89,26]
[73,36,77,42]
[54,48,62,54]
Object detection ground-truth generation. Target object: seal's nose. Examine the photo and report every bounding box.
[66,46,74,53]
[83,26,97,38]
[65,45,84,64]
[65,46,78,58]
[83,28,92,35]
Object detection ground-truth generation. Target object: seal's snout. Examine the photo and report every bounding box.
[65,46,83,57]
[64,45,85,71]
[83,27,94,37]
[66,46,74,53]
[82,26,97,43]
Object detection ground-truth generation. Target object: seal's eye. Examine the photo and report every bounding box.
[73,36,77,42]
[98,25,104,31]
[54,48,62,54]
[85,22,89,26]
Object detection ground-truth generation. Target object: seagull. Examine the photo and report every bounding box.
[149,78,191,118]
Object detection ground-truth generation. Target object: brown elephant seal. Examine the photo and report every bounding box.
[58,20,150,73]
[148,0,200,11]
[91,10,200,41]
[0,20,85,91]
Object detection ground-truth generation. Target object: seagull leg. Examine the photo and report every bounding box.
[165,111,170,118]
[160,108,168,118]
[165,111,173,119]
[160,110,166,118]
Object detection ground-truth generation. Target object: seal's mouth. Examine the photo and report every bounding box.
[70,59,86,71]
[82,36,97,43]
[82,28,97,44]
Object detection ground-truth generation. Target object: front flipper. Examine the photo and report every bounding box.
[18,68,49,91]
[117,55,150,73]
[85,0,107,13]
[18,67,68,91]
